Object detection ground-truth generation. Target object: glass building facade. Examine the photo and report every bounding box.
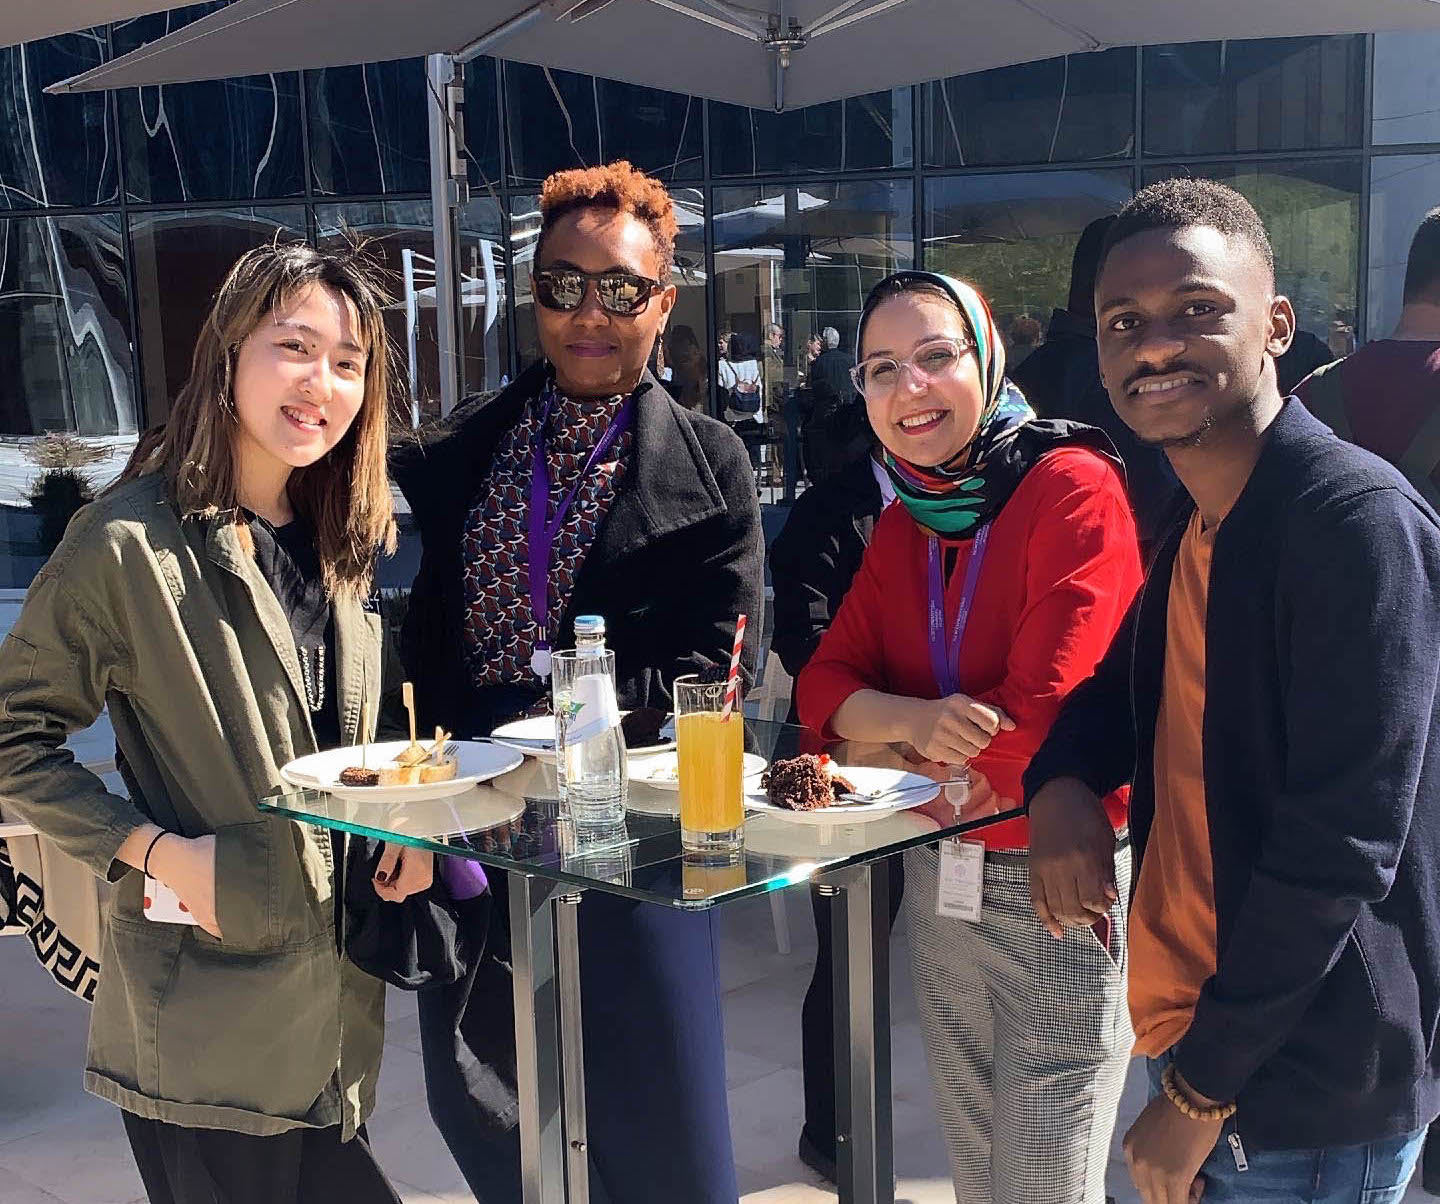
[3,18,1439,588]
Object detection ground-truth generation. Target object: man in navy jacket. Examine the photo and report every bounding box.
[1025,178,1440,1204]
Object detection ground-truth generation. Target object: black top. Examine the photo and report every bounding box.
[246,511,341,750]
[1009,307,1179,544]
[1025,400,1440,1150]
[768,449,885,722]
[390,361,765,740]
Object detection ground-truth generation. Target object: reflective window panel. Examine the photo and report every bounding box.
[457,196,511,398]
[0,30,117,209]
[924,49,1134,168]
[307,59,430,197]
[924,169,1134,358]
[0,213,136,587]
[114,6,304,203]
[713,180,914,499]
[1143,36,1364,158]
[1372,32,1440,146]
[128,205,307,422]
[503,65,599,187]
[317,201,442,424]
[1369,155,1440,339]
[1142,160,1361,359]
[503,63,702,187]
[509,189,706,391]
[709,90,913,177]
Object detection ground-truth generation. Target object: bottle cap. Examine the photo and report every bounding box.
[574,615,606,637]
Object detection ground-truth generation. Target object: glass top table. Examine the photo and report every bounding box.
[258,719,1023,909]
[259,718,1024,1204]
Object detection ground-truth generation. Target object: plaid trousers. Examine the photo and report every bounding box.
[904,842,1133,1204]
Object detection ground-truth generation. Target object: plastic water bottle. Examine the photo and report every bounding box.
[552,615,627,825]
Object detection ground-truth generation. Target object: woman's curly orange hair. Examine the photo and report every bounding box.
[538,160,677,278]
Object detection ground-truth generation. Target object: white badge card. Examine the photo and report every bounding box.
[936,839,985,922]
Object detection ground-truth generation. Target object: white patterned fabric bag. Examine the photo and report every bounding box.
[0,809,103,1003]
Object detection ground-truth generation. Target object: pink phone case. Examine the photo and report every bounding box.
[143,876,199,925]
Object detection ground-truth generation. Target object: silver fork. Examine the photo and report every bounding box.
[835,783,938,805]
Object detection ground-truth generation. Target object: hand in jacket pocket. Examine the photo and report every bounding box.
[150,834,222,939]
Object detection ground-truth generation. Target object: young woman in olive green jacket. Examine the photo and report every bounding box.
[0,242,430,1203]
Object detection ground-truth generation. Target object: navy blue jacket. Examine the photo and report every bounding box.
[1025,400,1440,1150]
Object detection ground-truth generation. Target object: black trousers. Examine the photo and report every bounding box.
[800,855,906,1159]
[123,1112,401,1204]
[418,878,738,1204]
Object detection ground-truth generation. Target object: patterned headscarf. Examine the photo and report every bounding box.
[859,271,1063,538]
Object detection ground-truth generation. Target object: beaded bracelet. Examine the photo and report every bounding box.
[1161,1063,1238,1122]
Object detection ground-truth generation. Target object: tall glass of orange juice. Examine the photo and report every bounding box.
[673,674,745,859]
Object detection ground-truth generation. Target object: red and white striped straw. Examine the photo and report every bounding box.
[720,613,747,721]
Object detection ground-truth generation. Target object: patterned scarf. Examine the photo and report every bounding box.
[867,272,1050,538]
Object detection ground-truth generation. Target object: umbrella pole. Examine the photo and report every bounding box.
[427,53,465,415]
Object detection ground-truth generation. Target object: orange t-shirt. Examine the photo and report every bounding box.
[1130,511,1218,1058]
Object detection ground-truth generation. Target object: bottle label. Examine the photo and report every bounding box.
[565,673,621,744]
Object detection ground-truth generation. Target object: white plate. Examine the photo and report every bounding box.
[280,740,524,802]
[490,714,677,762]
[744,765,940,825]
[628,751,768,791]
[742,809,942,858]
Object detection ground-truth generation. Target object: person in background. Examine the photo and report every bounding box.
[810,325,857,410]
[0,241,427,1203]
[393,161,762,1204]
[764,321,792,490]
[1274,326,1333,394]
[719,330,765,425]
[1297,205,1440,513]
[1011,214,1179,549]
[665,323,708,412]
[804,331,824,369]
[798,270,1141,1202]
[769,417,903,1183]
[1005,313,1044,367]
[1026,178,1440,1204]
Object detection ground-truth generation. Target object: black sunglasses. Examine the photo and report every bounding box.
[533,267,662,316]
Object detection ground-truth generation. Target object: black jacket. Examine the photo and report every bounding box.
[1025,401,1440,1150]
[769,450,885,706]
[1010,308,1178,544]
[391,362,765,737]
[810,347,857,409]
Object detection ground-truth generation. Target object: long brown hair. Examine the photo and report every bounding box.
[118,237,398,598]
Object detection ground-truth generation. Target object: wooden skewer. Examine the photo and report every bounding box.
[398,681,427,766]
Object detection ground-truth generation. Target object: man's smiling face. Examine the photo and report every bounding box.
[1096,224,1293,449]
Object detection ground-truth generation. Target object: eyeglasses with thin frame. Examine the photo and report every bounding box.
[850,336,974,400]
[532,267,662,316]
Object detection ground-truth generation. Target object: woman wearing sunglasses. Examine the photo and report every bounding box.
[797,271,1142,1202]
[392,160,762,1204]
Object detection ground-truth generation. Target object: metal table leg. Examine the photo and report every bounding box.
[829,860,894,1204]
[555,892,590,1204]
[511,872,567,1204]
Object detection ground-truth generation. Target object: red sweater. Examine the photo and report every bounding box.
[797,447,1142,850]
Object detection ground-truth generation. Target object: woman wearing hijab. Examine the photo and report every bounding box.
[392,161,761,1204]
[798,271,1141,1203]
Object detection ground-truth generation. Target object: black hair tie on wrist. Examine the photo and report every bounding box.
[142,830,168,878]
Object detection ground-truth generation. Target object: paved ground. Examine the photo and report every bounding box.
[0,892,1430,1203]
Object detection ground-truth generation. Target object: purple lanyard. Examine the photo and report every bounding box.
[926,523,991,698]
[526,384,636,676]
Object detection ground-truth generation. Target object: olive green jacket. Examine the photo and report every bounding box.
[0,473,385,1137]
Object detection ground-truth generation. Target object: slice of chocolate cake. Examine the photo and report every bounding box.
[620,706,667,748]
[761,754,854,811]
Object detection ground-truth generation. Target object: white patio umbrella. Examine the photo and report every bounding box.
[2,2,183,49]
[44,0,1440,111]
